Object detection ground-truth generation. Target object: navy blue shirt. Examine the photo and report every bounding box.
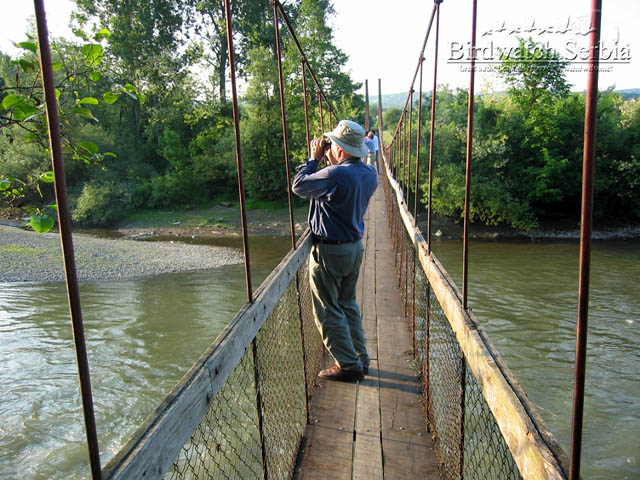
[292,157,378,242]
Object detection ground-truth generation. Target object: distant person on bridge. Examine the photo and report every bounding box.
[292,120,378,382]
[363,131,377,169]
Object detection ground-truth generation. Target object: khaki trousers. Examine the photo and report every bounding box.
[309,240,369,371]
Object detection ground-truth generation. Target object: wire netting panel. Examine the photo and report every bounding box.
[164,254,322,480]
[297,262,324,404]
[166,351,264,480]
[463,364,522,480]
[427,286,464,480]
[255,278,307,480]
[381,162,525,479]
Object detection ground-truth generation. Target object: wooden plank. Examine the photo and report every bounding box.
[353,359,383,480]
[372,181,440,479]
[295,356,356,480]
[381,156,569,480]
[104,234,313,479]
[360,193,378,360]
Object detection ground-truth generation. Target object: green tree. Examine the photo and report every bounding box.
[498,37,570,113]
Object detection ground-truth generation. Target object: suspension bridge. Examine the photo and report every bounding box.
[24,0,607,478]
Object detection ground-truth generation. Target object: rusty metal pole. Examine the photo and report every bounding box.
[462,0,477,311]
[365,79,370,131]
[33,2,102,478]
[318,88,326,133]
[301,60,311,160]
[459,356,466,479]
[224,0,253,303]
[405,92,413,319]
[570,1,602,478]
[408,89,413,213]
[415,60,424,219]
[272,1,297,250]
[427,2,441,255]
[378,78,383,170]
[412,65,423,358]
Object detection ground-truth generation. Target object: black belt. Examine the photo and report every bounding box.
[312,235,357,245]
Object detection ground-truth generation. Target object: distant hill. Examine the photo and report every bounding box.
[615,88,640,100]
[373,88,639,110]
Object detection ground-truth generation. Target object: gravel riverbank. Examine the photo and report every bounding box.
[0,225,243,283]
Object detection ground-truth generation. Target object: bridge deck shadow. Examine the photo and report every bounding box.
[294,176,442,479]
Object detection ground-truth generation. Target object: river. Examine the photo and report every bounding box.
[1,235,638,479]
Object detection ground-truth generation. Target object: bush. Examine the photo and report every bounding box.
[73,181,131,226]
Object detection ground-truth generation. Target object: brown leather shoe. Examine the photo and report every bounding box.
[318,365,364,382]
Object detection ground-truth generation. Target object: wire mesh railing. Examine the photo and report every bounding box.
[381,156,570,480]
[102,235,323,479]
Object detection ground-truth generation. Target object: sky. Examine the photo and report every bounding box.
[1,0,638,97]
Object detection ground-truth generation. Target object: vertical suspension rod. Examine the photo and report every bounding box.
[301,59,311,159]
[378,78,384,167]
[272,1,297,250]
[408,89,413,209]
[427,2,442,255]
[415,59,424,219]
[34,1,102,477]
[462,0,478,311]
[570,1,602,478]
[365,79,370,131]
[318,89,326,133]
[224,0,253,302]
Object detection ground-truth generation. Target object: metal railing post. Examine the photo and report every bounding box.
[33,2,102,477]
[301,60,311,160]
[365,79,370,131]
[427,1,441,255]
[271,1,297,250]
[462,0,477,311]
[570,1,602,478]
[224,0,253,303]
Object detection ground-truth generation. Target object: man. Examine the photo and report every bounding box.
[292,120,378,382]
[370,130,380,170]
[363,131,377,169]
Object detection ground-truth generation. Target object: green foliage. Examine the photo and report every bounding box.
[2,1,638,236]
[73,180,130,225]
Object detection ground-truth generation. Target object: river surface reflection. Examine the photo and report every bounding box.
[1,235,638,479]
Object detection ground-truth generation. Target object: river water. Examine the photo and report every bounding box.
[431,237,640,480]
[1,235,638,479]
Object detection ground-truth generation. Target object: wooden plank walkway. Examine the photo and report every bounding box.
[294,180,442,480]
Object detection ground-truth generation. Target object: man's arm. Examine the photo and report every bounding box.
[292,159,336,199]
[292,138,338,199]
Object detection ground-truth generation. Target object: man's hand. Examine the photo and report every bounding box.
[310,138,325,162]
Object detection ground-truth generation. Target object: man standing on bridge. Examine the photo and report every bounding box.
[292,120,378,382]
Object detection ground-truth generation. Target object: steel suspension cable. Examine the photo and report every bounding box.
[224,0,253,302]
[273,0,337,124]
[33,1,102,477]
[389,3,438,144]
